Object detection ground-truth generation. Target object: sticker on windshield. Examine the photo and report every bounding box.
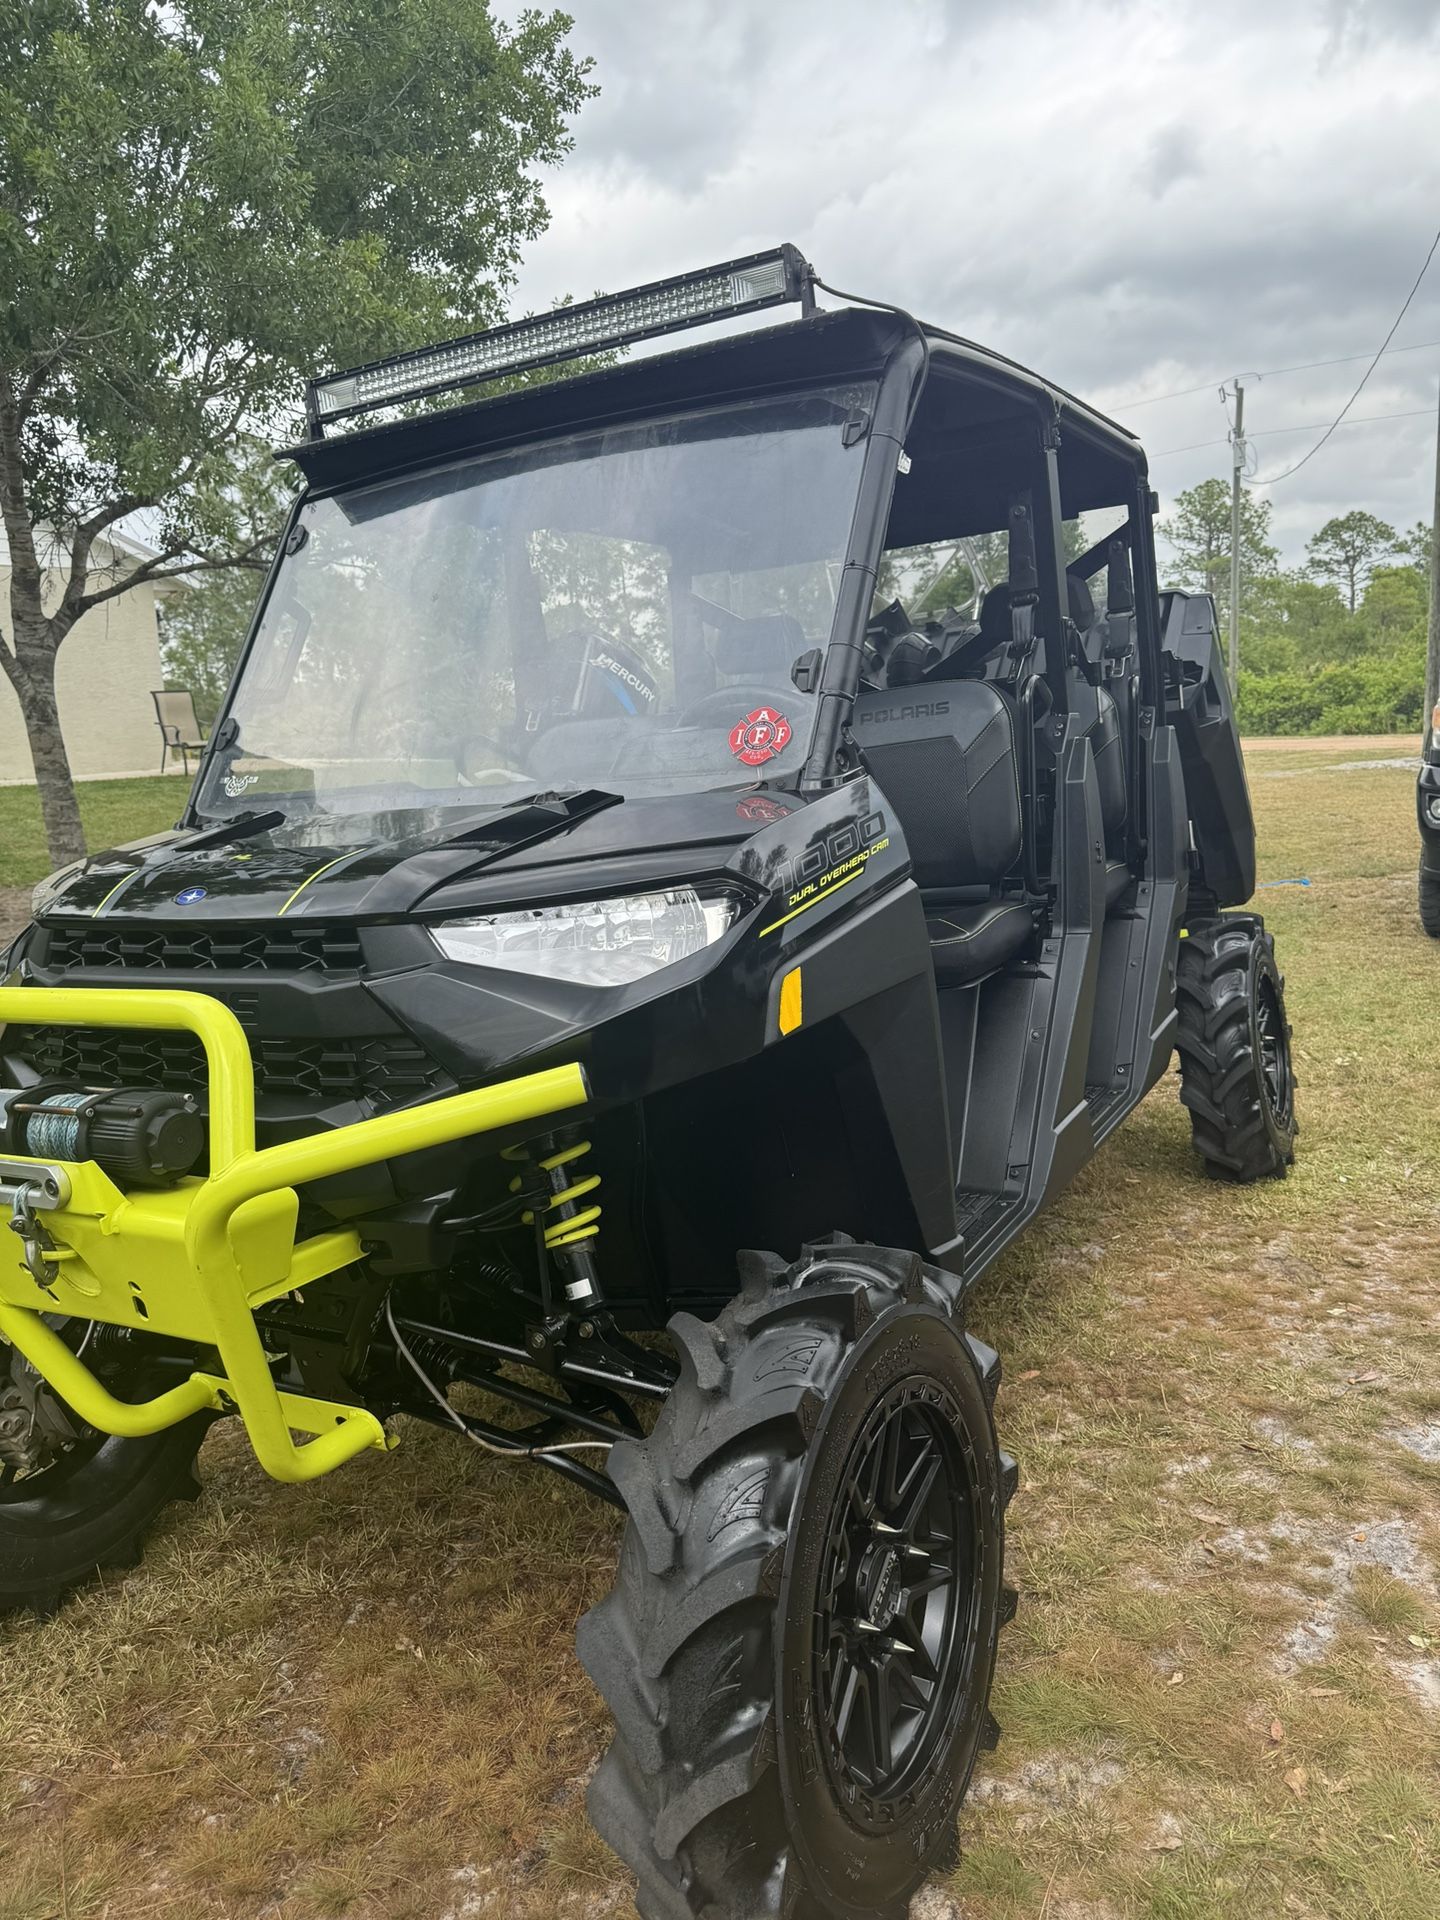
[729,707,793,767]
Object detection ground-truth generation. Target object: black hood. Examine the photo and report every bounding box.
[36,787,787,926]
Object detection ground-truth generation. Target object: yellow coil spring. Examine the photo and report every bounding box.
[505,1139,601,1250]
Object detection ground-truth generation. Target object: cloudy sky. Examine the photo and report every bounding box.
[498,0,1440,568]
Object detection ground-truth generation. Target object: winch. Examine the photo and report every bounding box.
[0,1084,203,1189]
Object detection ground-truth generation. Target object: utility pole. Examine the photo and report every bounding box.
[1228,380,1246,685]
[1426,375,1440,741]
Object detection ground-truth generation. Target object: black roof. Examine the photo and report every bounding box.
[281,305,1143,500]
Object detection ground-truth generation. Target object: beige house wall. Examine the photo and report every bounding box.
[0,565,169,781]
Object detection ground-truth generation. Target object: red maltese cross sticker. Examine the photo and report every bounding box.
[729,706,793,767]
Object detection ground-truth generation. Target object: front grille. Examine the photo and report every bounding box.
[41,923,364,974]
[7,1025,448,1107]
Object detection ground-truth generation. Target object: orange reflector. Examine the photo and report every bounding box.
[779,968,803,1036]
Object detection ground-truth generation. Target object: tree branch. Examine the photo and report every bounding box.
[75,539,270,615]
[55,492,156,630]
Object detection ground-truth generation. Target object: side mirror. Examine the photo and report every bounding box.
[791,647,823,694]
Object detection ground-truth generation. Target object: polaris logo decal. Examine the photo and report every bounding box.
[174,887,208,906]
[855,699,950,724]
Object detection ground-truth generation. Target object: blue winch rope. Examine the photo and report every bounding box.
[24,1090,93,1161]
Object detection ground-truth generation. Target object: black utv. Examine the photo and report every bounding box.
[1419,700,1440,936]
[0,247,1296,1920]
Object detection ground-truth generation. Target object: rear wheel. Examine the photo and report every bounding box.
[1419,863,1440,938]
[578,1240,1015,1920]
[1175,913,1297,1182]
[0,1330,209,1614]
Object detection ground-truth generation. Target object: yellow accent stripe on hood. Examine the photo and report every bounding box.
[277,851,367,917]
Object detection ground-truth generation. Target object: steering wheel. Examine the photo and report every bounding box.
[677,685,797,728]
[457,733,530,785]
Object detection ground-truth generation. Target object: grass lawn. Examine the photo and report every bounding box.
[2,747,1438,1919]
[0,776,193,889]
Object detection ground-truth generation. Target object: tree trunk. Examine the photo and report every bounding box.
[8,652,86,869]
[0,383,87,869]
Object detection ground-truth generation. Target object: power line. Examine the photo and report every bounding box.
[1112,336,1440,412]
[1250,224,1440,484]
[1151,405,1436,459]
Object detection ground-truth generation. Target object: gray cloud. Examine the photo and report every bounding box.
[1146,124,1206,199]
[501,0,1440,558]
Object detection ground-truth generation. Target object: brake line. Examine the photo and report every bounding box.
[383,1296,613,1461]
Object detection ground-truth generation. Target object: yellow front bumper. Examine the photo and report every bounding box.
[0,986,588,1482]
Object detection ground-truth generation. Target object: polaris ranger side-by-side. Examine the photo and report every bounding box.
[0,247,1296,1919]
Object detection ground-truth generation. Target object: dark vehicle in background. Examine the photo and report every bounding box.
[1419,701,1440,936]
[0,248,1297,1920]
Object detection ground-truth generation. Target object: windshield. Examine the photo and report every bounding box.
[196,386,873,834]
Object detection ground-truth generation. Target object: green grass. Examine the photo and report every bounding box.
[0,776,192,888]
[2,747,1438,1918]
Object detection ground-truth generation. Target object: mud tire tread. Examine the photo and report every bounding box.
[0,1414,210,1616]
[1419,864,1440,939]
[579,1242,1013,1920]
[1175,914,1296,1184]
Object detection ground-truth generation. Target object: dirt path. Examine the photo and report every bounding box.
[1241,733,1419,755]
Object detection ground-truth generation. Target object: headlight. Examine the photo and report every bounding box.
[432,888,743,986]
[1427,796,1440,824]
[31,860,86,919]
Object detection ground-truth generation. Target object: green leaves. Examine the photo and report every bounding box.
[0,0,593,862]
[1,0,595,560]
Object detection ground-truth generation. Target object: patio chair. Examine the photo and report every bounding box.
[152,689,208,775]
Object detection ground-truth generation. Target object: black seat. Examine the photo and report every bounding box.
[925,900,1034,984]
[1066,575,1130,905]
[852,680,1034,984]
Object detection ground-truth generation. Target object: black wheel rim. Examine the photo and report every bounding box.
[812,1377,979,1826]
[1254,965,1293,1129]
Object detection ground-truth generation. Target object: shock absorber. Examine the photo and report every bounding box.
[507,1134,603,1310]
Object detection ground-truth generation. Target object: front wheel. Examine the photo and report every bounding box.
[1419,863,1440,938]
[0,1331,209,1614]
[578,1241,1015,1920]
[1175,913,1297,1182]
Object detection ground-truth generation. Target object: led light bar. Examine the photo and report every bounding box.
[306,244,815,435]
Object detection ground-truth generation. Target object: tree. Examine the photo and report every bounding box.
[0,2,593,864]
[1304,510,1398,612]
[1243,572,1365,670]
[1398,520,1434,573]
[1360,563,1428,645]
[1159,479,1278,617]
